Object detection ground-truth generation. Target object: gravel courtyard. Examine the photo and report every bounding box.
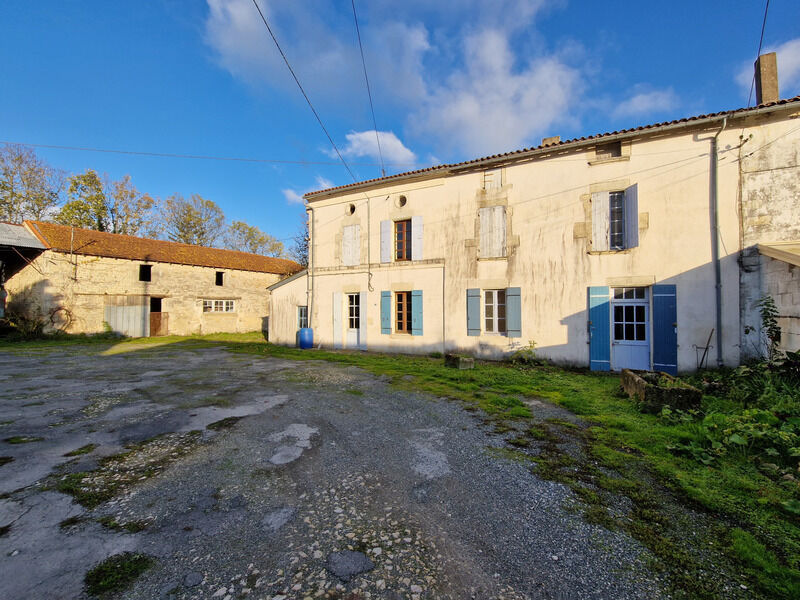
[0,342,667,599]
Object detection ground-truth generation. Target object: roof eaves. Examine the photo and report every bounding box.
[267,269,307,291]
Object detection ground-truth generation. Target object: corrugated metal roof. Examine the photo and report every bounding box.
[0,222,46,249]
[305,95,800,200]
[25,221,302,275]
[758,241,800,267]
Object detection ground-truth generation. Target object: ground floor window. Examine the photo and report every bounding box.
[347,293,360,329]
[484,289,506,333]
[395,291,412,333]
[297,305,308,328]
[203,299,235,313]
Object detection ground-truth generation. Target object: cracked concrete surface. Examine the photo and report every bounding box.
[0,343,667,599]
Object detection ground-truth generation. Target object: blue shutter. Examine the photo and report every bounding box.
[411,290,423,336]
[467,288,480,336]
[652,284,678,375]
[506,287,521,338]
[380,291,391,334]
[588,286,611,371]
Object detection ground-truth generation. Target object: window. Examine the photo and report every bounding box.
[139,264,151,282]
[297,305,308,329]
[342,224,360,266]
[591,185,638,251]
[395,220,411,261]
[479,206,507,258]
[595,141,622,160]
[483,169,502,190]
[216,272,224,286]
[484,289,506,334]
[395,291,412,333]
[612,288,648,342]
[347,293,360,329]
[203,299,235,313]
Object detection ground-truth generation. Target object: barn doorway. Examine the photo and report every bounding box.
[149,297,168,337]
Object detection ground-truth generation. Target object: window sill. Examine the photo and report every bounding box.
[587,248,633,255]
[588,156,630,166]
[477,256,508,262]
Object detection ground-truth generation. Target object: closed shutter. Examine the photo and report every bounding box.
[342,224,360,266]
[588,286,611,371]
[505,287,521,338]
[411,215,423,260]
[380,291,391,334]
[411,290,423,336]
[479,207,492,257]
[591,191,610,252]
[332,292,343,349]
[358,291,367,350]
[479,206,506,258]
[652,285,677,374]
[484,168,502,190]
[624,184,639,249]
[466,288,481,336]
[380,220,391,263]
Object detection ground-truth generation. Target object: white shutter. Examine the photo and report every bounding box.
[358,291,367,350]
[479,207,492,257]
[479,206,506,257]
[342,224,360,266]
[332,292,343,349]
[493,206,506,257]
[591,191,610,252]
[411,215,423,260]
[624,184,639,249]
[380,220,391,263]
[484,169,502,190]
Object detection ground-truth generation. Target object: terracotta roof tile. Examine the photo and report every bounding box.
[25,221,302,275]
[305,95,800,199]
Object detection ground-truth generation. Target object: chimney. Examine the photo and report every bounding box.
[754,52,779,105]
[541,135,560,147]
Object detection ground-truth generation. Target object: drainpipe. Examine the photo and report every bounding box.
[306,207,314,329]
[711,117,727,367]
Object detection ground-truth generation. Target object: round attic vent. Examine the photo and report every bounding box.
[396,195,407,208]
[346,203,356,215]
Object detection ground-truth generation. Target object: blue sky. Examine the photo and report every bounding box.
[2,0,799,245]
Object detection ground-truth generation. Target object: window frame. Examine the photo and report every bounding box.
[297,305,308,329]
[347,293,360,330]
[395,291,412,333]
[484,289,507,334]
[608,191,625,250]
[139,264,152,282]
[202,299,236,313]
[395,219,412,261]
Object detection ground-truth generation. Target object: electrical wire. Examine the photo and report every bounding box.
[249,0,359,183]
[351,0,385,178]
[748,0,771,107]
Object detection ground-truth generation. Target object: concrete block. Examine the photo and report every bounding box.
[445,353,474,370]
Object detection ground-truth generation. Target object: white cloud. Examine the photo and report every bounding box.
[736,38,800,98]
[410,29,582,156]
[334,131,417,165]
[612,88,678,119]
[282,176,335,204]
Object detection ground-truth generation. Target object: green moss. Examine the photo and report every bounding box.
[84,552,153,596]
[4,436,44,444]
[345,388,365,396]
[59,516,84,529]
[730,528,800,597]
[97,516,148,533]
[64,443,97,457]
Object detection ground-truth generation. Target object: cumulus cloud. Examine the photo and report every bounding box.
[612,88,678,119]
[410,29,581,156]
[282,176,334,204]
[736,38,800,98]
[333,131,417,165]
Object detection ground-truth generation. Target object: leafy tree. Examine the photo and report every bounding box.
[161,194,226,246]
[224,221,283,256]
[288,212,309,267]
[56,169,109,230]
[108,175,158,237]
[0,144,64,223]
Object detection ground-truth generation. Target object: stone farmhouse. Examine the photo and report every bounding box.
[1,221,301,337]
[269,54,800,373]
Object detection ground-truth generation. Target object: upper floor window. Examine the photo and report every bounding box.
[483,168,502,191]
[342,224,360,266]
[139,264,151,282]
[216,272,224,286]
[591,184,639,251]
[395,219,411,261]
[479,206,507,258]
[595,141,622,160]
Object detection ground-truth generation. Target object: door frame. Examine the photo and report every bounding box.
[610,286,651,371]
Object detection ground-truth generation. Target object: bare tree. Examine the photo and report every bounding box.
[288,212,309,267]
[0,144,64,223]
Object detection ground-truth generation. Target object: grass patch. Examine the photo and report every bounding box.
[59,516,84,529]
[84,552,153,596]
[345,388,365,396]
[64,443,97,457]
[97,516,148,533]
[4,436,44,444]
[0,456,13,466]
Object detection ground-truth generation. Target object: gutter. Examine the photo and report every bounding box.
[305,100,799,202]
[711,116,728,367]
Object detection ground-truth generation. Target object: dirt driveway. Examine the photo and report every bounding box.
[0,343,666,599]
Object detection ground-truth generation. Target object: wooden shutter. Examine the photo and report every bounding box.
[411,215,423,260]
[624,184,639,249]
[652,285,677,374]
[380,291,391,334]
[494,206,506,257]
[591,191,610,252]
[380,220,391,263]
[484,169,501,190]
[359,291,367,349]
[505,287,521,338]
[466,288,480,336]
[411,290,423,336]
[479,207,493,257]
[332,292,343,349]
[588,286,611,371]
[342,224,360,266]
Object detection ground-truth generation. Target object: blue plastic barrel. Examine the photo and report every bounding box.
[298,327,313,349]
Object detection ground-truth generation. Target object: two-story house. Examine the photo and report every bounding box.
[268,55,800,373]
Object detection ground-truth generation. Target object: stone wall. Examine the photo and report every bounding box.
[764,256,800,353]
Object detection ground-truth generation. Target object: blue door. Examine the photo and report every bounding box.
[652,285,678,374]
[588,287,611,371]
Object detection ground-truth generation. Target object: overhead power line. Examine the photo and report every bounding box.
[0,140,412,167]
[351,0,385,178]
[249,0,359,183]
[748,0,771,107]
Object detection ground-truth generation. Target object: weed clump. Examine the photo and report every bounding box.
[84,552,153,596]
